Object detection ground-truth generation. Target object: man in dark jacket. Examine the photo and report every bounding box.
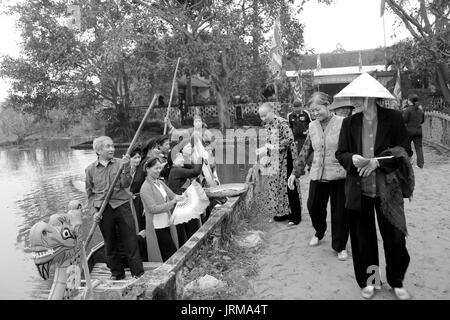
[287,100,312,153]
[334,73,413,300]
[403,93,425,168]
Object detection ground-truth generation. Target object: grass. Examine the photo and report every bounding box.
[181,195,272,300]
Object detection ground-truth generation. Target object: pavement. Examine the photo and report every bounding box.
[243,145,450,300]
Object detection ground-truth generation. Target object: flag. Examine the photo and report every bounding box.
[393,68,402,103]
[380,0,386,17]
[268,17,283,78]
[358,51,363,72]
[316,53,321,71]
[293,70,303,102]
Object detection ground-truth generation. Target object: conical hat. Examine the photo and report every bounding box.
[334,73,395,99]
[329,97,354,111]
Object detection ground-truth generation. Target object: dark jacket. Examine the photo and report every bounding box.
[377,146,415,236]
[335,106,411,212]
[167,164,202,195]
[403,105,425,137]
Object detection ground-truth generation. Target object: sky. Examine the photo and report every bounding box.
[0,0,410,102]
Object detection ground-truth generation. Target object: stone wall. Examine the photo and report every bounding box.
[423,111,450,151]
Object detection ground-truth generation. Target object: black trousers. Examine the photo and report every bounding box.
[155,227,177,262]
[98,202,144,277]
[287,148,301,223]
[176,219,200,247]
[348,195,410,289]
[307,179,348,252]
[294,137,306,154]
[132,194,146,231]
[408,134,424,168]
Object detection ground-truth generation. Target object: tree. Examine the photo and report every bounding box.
[384,0,450,103]
[0,105,37,144]
[1,0,175,139]
[132,0,312,129]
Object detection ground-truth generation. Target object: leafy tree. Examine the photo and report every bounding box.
[132,0,313,129]
[384,0,450,103]
[0,105,37,144]
[1,0,175,139]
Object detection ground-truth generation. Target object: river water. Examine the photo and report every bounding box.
[0,138,251,300]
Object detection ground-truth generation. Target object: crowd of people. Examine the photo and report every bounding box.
[85,114,220,281]
[84,72,423,299]
[258,73,419,300]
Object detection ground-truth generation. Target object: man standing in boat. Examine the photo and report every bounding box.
[85,136,144,280]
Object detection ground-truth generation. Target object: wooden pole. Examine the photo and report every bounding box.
[83,94,159,251]
[163,57,181,134]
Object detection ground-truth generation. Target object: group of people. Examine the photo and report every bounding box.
[258,73,416,300]
[84,72,419,299]
[85,114,219,281]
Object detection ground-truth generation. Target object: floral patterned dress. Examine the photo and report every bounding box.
[259,115,302,219]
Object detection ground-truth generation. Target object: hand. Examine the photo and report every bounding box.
[287,174,296,190]
[121,154,130,166]
[93,210,102,223]
[265,143,274,150]
[256,146,267,156]
[357,159,379,177]
[352,154,370,169]
[174,195,184,202]
[138,230,146,238]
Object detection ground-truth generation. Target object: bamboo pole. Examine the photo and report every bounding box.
[163,57,181,134]
[83,94,158,251]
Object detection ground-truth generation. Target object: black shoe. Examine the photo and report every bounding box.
[273,214,290,222]
[110,274,126,280]
[288,220,301,225]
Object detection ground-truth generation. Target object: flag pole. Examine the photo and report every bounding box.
[382,8,387,70]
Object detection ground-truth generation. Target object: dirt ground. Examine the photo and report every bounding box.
[242,145,450,300]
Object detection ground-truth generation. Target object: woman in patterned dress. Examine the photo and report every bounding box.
[256,102,302,225]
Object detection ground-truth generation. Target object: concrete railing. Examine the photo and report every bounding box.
[423,111,450,151]
[90,165,264,300]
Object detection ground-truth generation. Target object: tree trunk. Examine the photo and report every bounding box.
[216,90,231,130]
[212,78,231,130]
[436,62,450,105]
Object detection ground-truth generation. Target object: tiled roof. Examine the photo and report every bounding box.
[284,47,392,71]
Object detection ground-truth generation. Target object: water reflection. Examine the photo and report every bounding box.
[0,137,250,299]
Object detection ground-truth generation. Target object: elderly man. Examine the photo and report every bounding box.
[335,73,413,300]
[256,102,302,225]
[85,136,144,280]
[287,100,312,153]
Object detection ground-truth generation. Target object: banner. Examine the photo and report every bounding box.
[393,68,402,103]
[380,0,386,17]
[268,17,283,78]
[293,70,303,102]
[358,51,363,72]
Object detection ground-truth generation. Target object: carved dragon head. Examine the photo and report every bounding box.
[29,209,82,280]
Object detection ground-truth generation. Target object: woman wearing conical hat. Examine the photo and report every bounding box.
[335,73,413,300]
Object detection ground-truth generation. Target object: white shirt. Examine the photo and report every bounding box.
[152,181,171,229]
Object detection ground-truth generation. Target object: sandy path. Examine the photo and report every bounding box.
[244,145,450,300]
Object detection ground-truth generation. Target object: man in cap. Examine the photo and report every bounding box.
[335,73,413,300]
[287,100,312,153]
